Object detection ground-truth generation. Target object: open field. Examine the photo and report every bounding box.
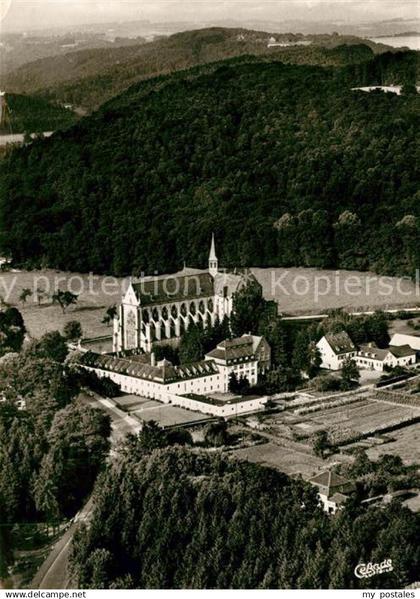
[2,267,419,340]
[252,267,420,315]
[366,422,420,466]
[232,442,330,478]
[0,269,125,339]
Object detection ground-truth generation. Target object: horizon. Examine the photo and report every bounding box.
[1,0,418,35]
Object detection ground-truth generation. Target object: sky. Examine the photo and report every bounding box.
[0,0,418,33]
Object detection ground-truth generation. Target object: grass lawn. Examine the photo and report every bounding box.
[252,267,420,315]
[133,404,210,427]
[366,422,420,466]
[0,268,126,339]
[232,442,325,478]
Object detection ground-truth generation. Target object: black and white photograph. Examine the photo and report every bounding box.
[0,0,419,595]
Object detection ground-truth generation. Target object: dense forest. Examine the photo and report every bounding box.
[0,93,77,135]
[69,444,420,589]
[3,27,403,111]
[1,57,418,277]
[0,320,111,579]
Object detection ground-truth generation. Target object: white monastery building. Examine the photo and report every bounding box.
[113,235,254,353]
[78,333,271,417]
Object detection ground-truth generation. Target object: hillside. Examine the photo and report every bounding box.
[69,447,420,589]
[0,93,77,134]
[0,58,418,277]
[2,27,397,111]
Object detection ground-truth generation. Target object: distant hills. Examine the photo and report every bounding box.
[1,56,418,277]
[2,27,408,112]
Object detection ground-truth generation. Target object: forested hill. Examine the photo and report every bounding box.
[2,27,404,112]
[0,58,418,277]
[0,93,77,134]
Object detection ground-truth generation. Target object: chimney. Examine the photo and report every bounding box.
[151,352,156,367]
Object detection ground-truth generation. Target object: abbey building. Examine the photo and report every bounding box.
[113,236,257,353]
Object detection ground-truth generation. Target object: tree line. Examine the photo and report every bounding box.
[69,440,420,589]
[0,311,111,579]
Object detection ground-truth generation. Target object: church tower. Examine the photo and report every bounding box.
[208,233,218,277]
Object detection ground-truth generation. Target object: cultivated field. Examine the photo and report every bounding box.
[252,267,420,315]
[303,399,418,434]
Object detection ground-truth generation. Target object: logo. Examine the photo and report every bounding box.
[354,559,393,579]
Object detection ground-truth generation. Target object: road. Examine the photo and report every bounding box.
[31,394,142,589]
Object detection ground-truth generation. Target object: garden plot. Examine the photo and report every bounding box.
[289,396,419,445]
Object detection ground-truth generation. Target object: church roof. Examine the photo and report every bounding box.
[213,271,244,297]
[132,272,214,306]
[209,233,217,260]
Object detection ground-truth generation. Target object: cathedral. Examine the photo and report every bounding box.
[113,236,256,353]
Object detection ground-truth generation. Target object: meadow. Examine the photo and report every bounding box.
[252,267,420,315]
[2,267,419,341]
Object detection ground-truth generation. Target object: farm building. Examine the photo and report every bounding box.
[390,333,420,353]
[309,470,354,514]
[317,331,357,370]
[356,342,416,371]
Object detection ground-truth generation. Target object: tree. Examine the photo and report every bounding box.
[204,420,229,447]
[312,430,332,458]
[52,290,78,313]
[228,372,239,393]
[63,320,83,342]
[179,323,205,364]
[166,428,193,446]
[264,367,301,393]
[230,280,266,337]
[102,305,117,326]
[229,372,250,394]
[35,284,48,306]
[154,344,180,365]
[136,420,168,451]
[341,358,360,390]
[69,445,420,589]
[292,330,311,374]
[34,402,111,519]
[262,318,289,368]
[364,311,390,348]
[228,372,250,395]
[306,341,322,378]
[0,307,26,355]
[32,331,68,363]
[19,288,32,305]
[401,83,418,96]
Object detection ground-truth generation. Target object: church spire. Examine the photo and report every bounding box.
[208,233,218,277]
